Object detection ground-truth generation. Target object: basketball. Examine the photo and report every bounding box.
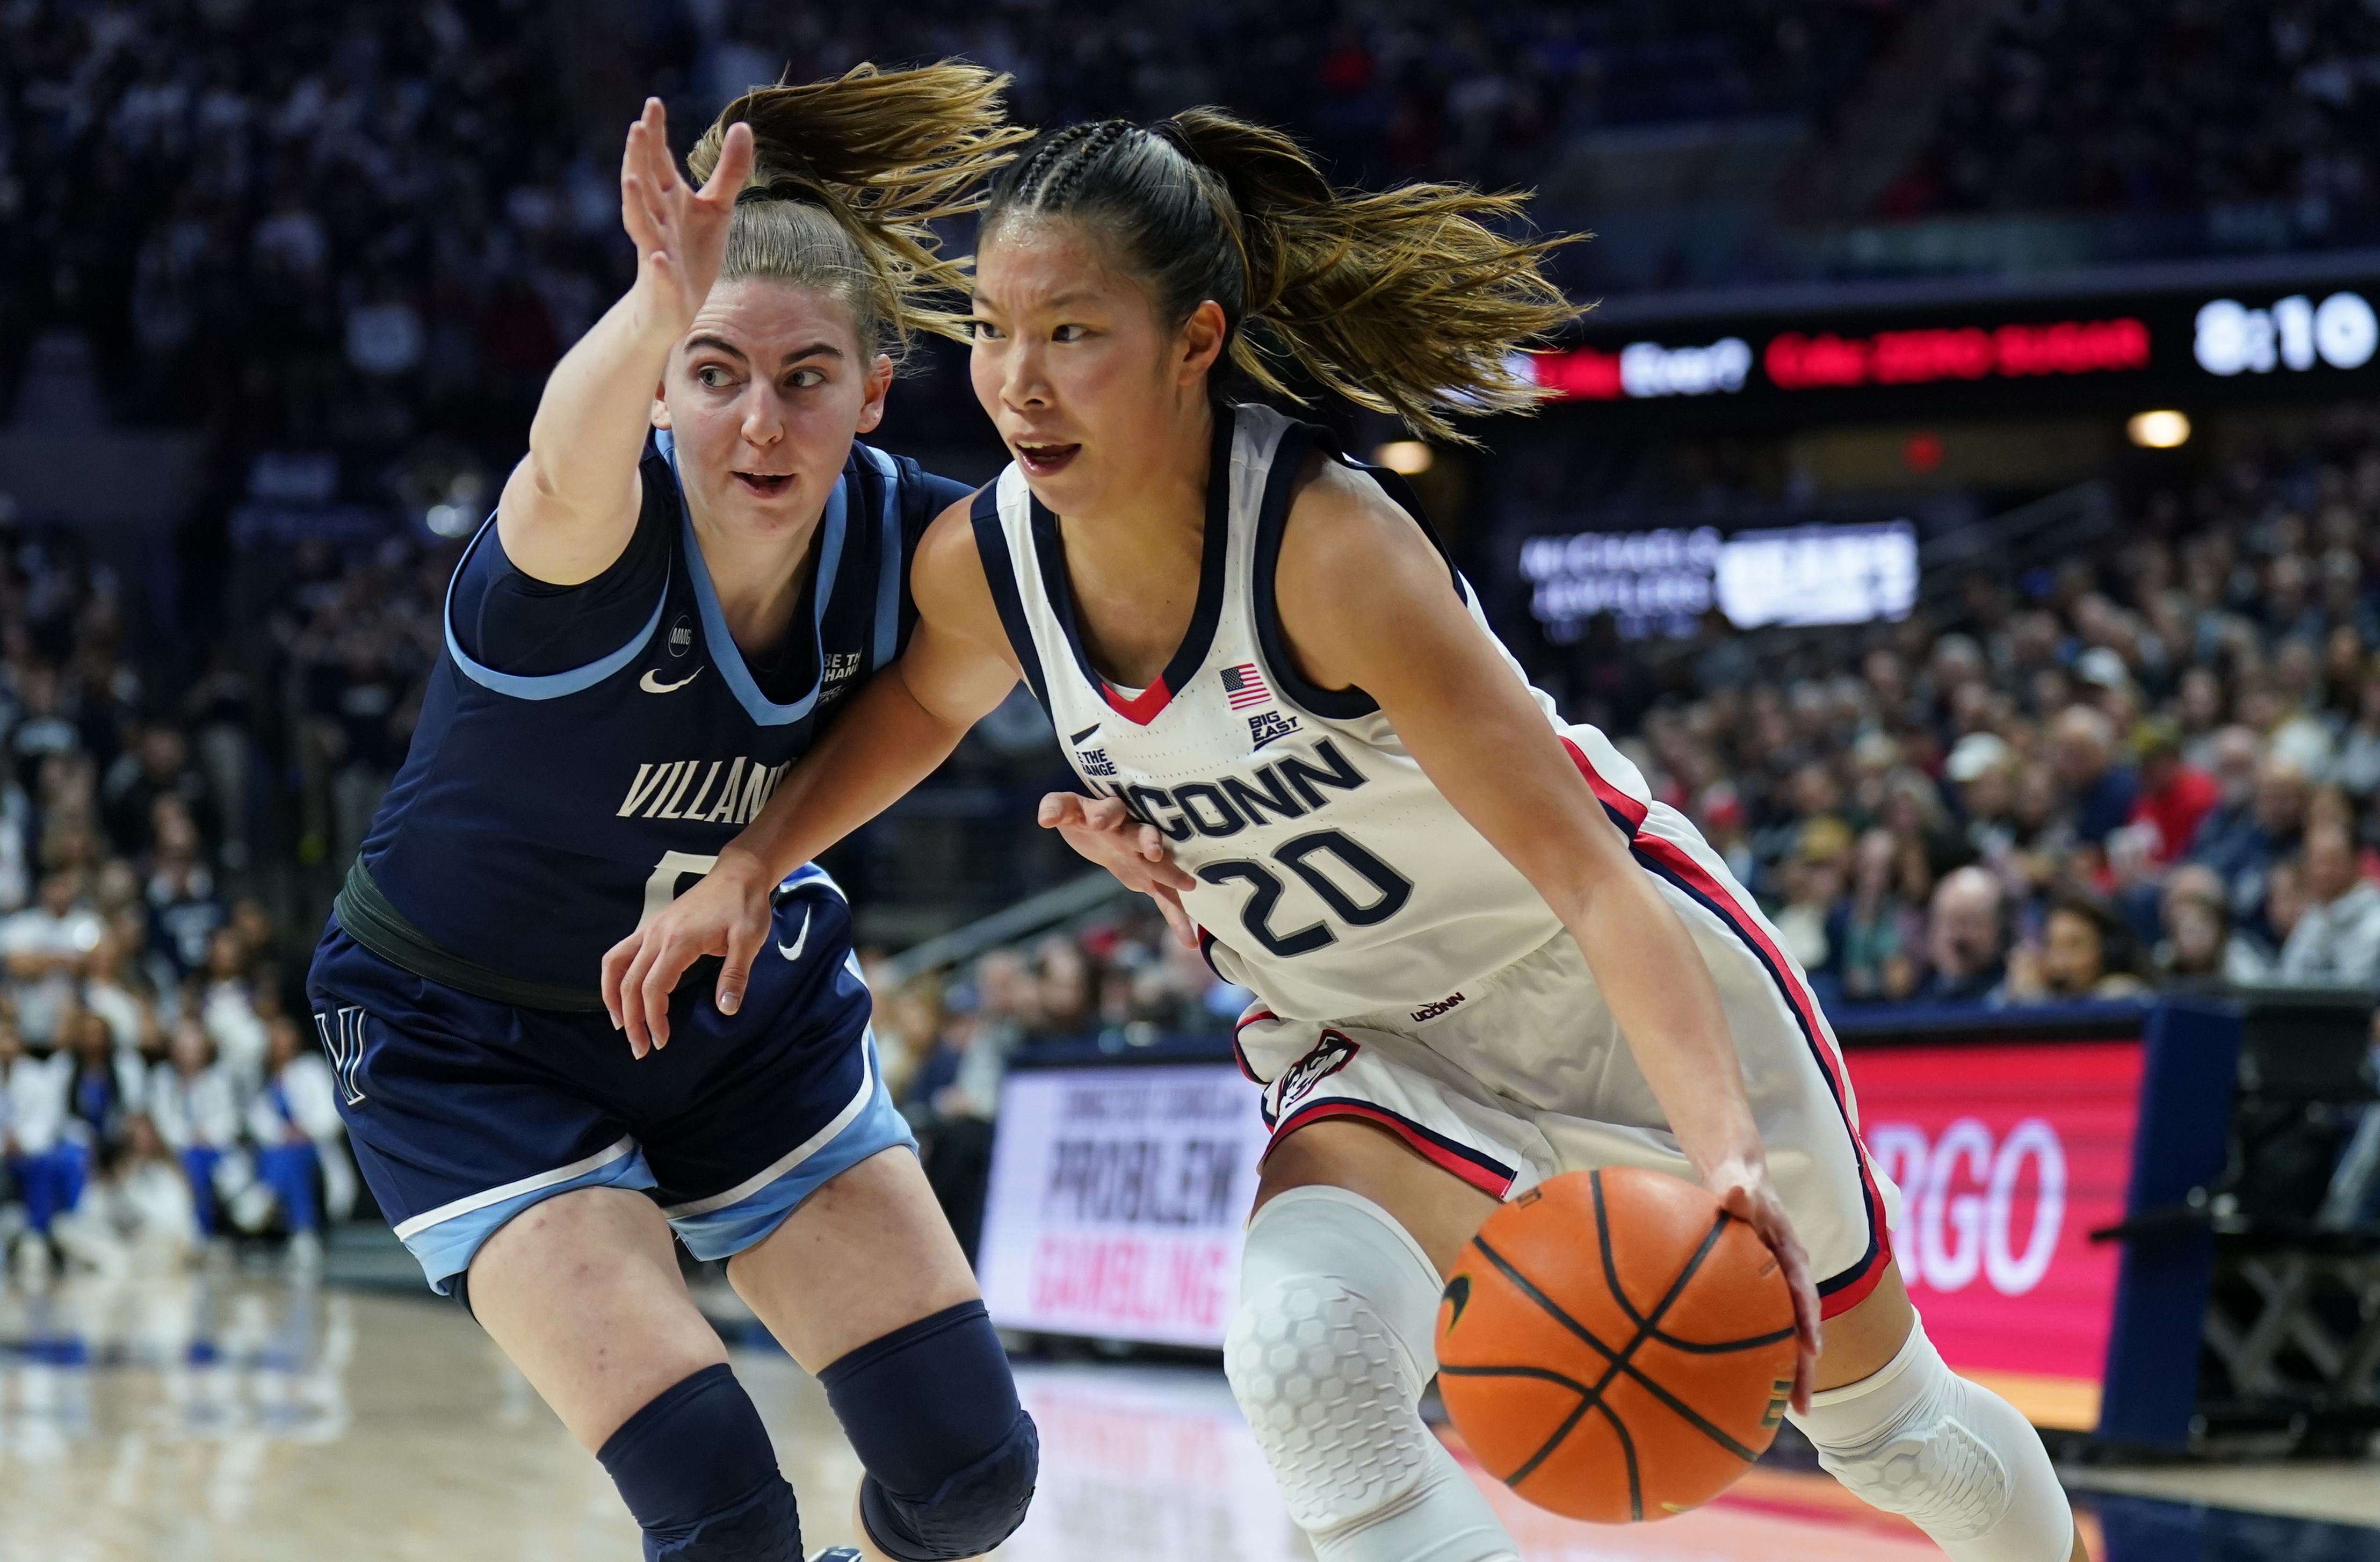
[1434,1168,1798,1524]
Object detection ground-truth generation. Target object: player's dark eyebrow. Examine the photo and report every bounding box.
[780,342,844,364]
[685,335,747,361]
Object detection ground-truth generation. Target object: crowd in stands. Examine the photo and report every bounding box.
[1515,421,2380,1014]
[0,534,351,1281]
[1888,0,2380,234]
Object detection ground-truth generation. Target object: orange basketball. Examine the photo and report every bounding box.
[1434,1167,1797,1524]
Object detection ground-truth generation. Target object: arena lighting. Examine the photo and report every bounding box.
[2126,410,2192,450]
[1373,439,1434,474]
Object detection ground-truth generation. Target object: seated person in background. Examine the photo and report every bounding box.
[1914,864,2008,1003]
[2002,895,2149,1003]
[244,1016,349,1267]
[1832,828,1923,1006]
[2157,864,2274,985]
[1,871,103,1046]
[1,1017,77,1269]
[52,1112,199,1277]
[53,1007,138,1204]
[146,1019,241,1238]
[2276,821,2380,987]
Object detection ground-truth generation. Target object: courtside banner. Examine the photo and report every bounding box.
[1853,1040,2148,1430]
[980,1064,1270,1347]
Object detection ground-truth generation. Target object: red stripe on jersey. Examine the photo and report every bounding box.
[1103,674,1174,725]
[1269,1100,1518,1198]
[1559,735,1650,831]
[1557,726,1891,1306]
[1625,828,1895,1304]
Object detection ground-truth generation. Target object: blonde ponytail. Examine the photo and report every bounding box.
[687,62,1032,358]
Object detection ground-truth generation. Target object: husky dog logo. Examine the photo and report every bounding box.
[1275,1029,1359,1116]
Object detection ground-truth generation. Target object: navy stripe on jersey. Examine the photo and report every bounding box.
[1249,423,1462,721]
[1024,406,1235,726]
[971,484,1049,709]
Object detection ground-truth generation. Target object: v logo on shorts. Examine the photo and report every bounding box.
[640,667,703,695]
[777,907,812,963]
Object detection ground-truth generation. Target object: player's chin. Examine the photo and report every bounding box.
[1012,439,1096,499]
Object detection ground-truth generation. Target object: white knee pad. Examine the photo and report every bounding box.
[1225,1187,1517,1562]
[1789,1323,2073,1562]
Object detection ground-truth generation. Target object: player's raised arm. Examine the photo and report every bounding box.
[1272,459,1825,1406]
[495,101,754,586]
[601,496,1023,1051]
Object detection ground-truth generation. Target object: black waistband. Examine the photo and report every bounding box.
[333,857,607,1013]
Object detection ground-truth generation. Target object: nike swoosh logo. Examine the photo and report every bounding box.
[777,907,812,963]
[640,667,703,694]
[1068,723,1102,744]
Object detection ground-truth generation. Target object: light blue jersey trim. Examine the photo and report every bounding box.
[860,444,903,672]
[398,1137,659,1293]
[661,429,847,727]
[663,1036,916,1262]
[440,511,672,701]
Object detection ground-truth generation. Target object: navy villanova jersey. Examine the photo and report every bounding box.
[346,430,966,1003]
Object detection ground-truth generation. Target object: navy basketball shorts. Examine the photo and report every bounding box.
[305,872,914,1293]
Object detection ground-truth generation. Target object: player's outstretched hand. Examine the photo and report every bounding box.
[1039,792,1200,947]
[1704,1156,1822,1414]
[619,97,753,338]
[601,847,774,1059]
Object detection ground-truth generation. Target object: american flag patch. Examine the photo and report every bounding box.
[1221,662,1271,710]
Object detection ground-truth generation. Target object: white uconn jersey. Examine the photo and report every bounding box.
[971,403,1654,1021]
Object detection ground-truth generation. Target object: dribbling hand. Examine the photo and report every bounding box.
[1703,1156,1822,1414]
[619,97,753,338]
[1038,792,1201,946]
[599,847,774,1058]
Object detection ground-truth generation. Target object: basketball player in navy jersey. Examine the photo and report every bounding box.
[305,70,1037,1562]
[614,111,2088,1562]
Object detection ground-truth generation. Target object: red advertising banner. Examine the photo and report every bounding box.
[1848,1040,2148,1428]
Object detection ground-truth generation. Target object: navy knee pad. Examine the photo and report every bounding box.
[597,1364,802,1562]
[819,1301,1038,1561]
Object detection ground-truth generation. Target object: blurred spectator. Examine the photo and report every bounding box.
[2276,823,2380,988]
[148,1019,240,1240]
[1831,829,1923,1005]
[2002,896,2148,1004]
[1915,867,2008,1004]
[2051,705,2136,848]
[2157,865,2274,986]
[2127,721,2218,865]
[51,1114,199,1277]
[246,1016,348,1270]
[1,872,101,1045]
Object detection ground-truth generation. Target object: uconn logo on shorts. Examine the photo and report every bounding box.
[1268,1029,1359,1124]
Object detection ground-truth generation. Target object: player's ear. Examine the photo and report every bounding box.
[855,353,895,435]
[1176,299,1227,387]
[651,384,672,430]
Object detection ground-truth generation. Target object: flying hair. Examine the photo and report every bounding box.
[685,62,1033,360]
[983,109,1584,442]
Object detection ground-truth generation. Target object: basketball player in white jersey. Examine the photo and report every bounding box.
[607,111,2087,1562]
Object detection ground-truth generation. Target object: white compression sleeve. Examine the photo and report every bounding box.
[1789,1322,2075,1562]
[1226,1185,1521,1562]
